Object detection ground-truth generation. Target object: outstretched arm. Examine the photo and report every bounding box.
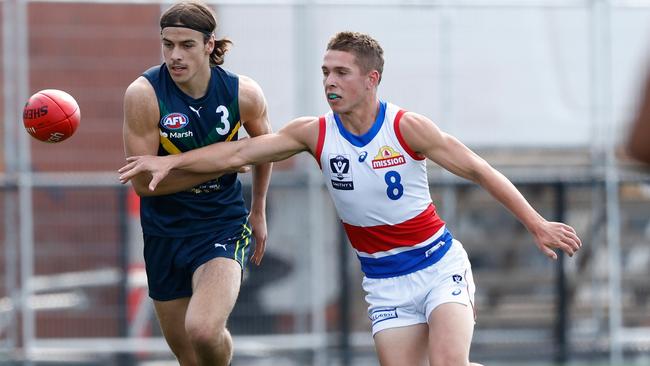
[119,116,319,191]
[398,112,582,260]
[122,77,223,196]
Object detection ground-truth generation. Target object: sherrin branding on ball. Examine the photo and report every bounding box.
[23,89,80,143]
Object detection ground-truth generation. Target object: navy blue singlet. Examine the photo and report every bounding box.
[140,64,247,237]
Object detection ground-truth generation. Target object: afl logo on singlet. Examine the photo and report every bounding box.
[161,113,189,130]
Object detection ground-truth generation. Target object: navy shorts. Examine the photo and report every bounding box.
[143,223,253,301]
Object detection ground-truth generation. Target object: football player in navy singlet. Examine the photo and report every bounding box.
[120,31,582,366]
[121,1,271,365]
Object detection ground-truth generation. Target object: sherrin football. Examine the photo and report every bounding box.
[23,89,80,143]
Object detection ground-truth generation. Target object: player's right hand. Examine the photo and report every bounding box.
[118,155,174,191]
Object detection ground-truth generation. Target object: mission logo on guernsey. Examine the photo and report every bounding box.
[371,146,406,169]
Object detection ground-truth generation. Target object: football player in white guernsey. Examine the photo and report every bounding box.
[120,31,582,366]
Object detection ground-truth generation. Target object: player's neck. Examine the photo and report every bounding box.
[175,66,211,99]
[338,98,381,136]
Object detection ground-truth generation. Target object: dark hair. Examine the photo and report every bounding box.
[160,1,232,66]
[327,31,384,84]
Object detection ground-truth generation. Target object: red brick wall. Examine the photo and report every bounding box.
[23,3,164,339]
[0,4,4,173]
[28,3,162,171]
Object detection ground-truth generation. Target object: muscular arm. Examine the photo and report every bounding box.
[238,75,273,264]
[119,116,319,191]
[398,112,581,259]
[122,77,221,196]
[239,77,273,211]
[173,116,317,172]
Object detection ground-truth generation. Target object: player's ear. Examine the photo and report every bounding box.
[205,34,215,54]
[367,70,380,89]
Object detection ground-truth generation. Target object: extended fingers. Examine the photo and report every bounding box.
[548,233,582,258]
[558,226,582,256]
[117,160,137,174]
[250,247,261,265]
[539,244,558,260]
[563,228,582,248]
[563,233,581,251]
[117,156,147,183]
[118,162,142,183]
[561,223,577,235]
[250,238,266,265]
[148,173,163,191]
[557,238,578,257]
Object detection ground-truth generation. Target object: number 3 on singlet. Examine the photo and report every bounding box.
[215,105,230,135]
[384,171,404,200]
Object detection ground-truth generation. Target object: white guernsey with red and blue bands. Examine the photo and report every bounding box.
[316,101,453,279]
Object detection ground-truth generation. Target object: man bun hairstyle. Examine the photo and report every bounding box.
[160,1,232,66]
[326,31,384,84]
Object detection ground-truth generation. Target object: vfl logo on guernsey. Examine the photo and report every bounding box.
[161,113,190,130]
[371,146,406,169]
[329,154,354,190]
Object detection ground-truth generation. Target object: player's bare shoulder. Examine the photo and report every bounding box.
[124,76,156,106]
[397,111,445,153]
[123,76,161,159]
[124,76,158,127]
[399,111,438,130]
[238,74,267,124]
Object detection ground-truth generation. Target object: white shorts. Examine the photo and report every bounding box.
[362,239,476,335]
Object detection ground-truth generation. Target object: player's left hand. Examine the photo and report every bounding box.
[248,209,268,265]
[531,220,582,260]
